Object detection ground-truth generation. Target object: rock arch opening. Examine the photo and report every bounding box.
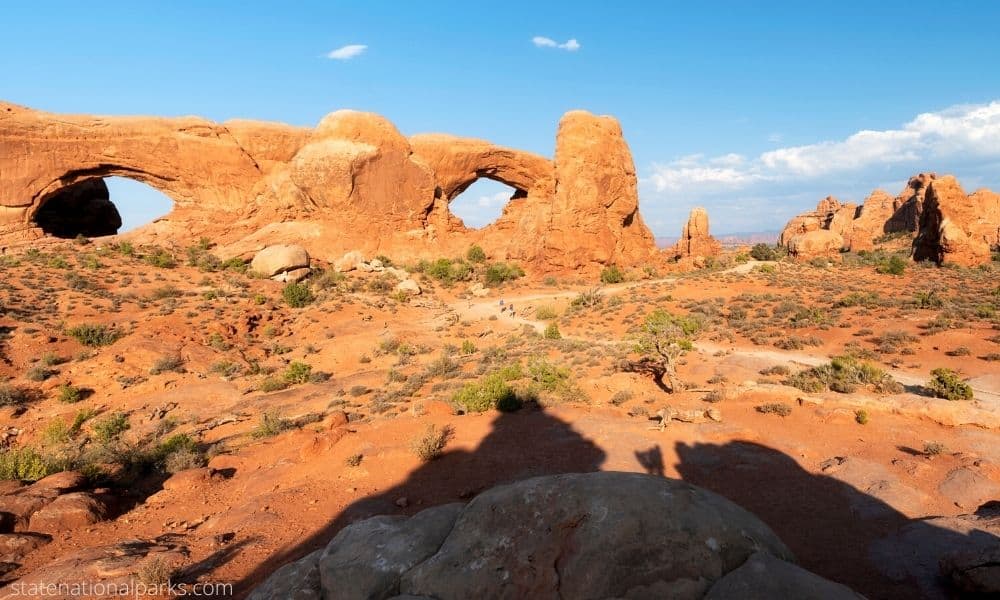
[448,178,525,230]
[32,176,174,238]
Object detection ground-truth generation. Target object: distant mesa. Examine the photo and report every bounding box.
[779,173,1000,265]
[0,102,657,269]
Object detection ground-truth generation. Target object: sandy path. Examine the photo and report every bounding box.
[448,271,1000,407]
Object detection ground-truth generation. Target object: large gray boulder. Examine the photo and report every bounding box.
[251,472,861,599]
[871,503,1000,598]
[319,503,462,599]
[704,552,864,599]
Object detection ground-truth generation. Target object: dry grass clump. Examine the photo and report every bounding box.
[411,425,453,461]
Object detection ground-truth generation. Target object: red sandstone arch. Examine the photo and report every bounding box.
[0,102,276,231]
[1,102,657,268]
[409,134,555,201]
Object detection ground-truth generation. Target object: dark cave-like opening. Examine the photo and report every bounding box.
[33,179,122,238]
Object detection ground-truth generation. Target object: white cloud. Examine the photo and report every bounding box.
[326,44,367,60]
[648,100,1000,193]
[532,36,580,51]
[641,100,1000,235]
[477,191,511,208]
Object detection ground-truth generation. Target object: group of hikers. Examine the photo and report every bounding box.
[499,298,517,317]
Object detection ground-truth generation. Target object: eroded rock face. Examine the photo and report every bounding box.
[913,175,1000,266]
[886,173,935,233]
[848,190,895,252]
[673,207,721,260]
[0,101,657,269]
[548,111,657,267]
[778,196,848,248]
[787,229,844,260]
[779,174,949,256]
[251,472,860,600]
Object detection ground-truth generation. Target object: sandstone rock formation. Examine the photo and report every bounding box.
[250,472,861,599]
[778,196,854,250]
[250,244,310,278]
[673,207,721,260]
[786,229,844,260]
[913,175,1000,267]
[0,471,109,569]
[0,102,657,269]
[779,174,940,255]
[884,173,933,230]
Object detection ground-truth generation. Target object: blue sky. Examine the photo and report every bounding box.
[4,1,1000,235]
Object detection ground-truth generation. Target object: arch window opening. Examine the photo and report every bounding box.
[33,176,174,238]
[448,178,523,230]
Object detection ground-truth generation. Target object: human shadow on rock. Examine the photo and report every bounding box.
[674,440,999,600]
[236,406,606,596]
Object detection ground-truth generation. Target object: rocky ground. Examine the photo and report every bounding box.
[1,238,999,599]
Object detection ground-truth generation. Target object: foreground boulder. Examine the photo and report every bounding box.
[250,472,859,600]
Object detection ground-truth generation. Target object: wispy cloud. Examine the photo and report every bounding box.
[532,36,581,51]
[641,101,1000,234]
[326,44,367,60]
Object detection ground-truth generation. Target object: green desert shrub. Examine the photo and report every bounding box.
[543,322,562,340]
[926,368,973,401]
[421,258,472,284]
[67,323,122,347]
[786,356,901,394]
[57,384,83,404]
[92,412,131,445]
[150,355,184,375]
[484,262,524,285]
[0,447,64,481]
[875,255,907,275]
[143,247,177,269]
[535,305,558,320]
[452,372,521,413]
[282,361,313,385]
[600,265,625,284]
[251,410,293,438]
[466,245,486,263]
[1,382,31,407]
[749,243,785,261]
[282,282,314,308]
